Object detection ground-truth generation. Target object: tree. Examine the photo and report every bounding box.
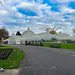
[73,27,75,36]
[0,26,9,41]
[0,0,9,5]
[41,39,45,42]
[40,25,61,34]
[16,31,21,36]
[51,38,57,42]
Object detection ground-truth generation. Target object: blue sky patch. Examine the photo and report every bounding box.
[69,2,75,9]
[42,0,59,12]
[18,9,37,16]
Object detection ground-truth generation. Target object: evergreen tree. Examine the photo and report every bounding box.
[16,31,21,36]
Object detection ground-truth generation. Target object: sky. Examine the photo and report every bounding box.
[0,0,75,36]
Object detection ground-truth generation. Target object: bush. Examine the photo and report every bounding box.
[0,45,5,47]
[30,43,39,46]
[39,42,43,46]
[50,43,61,48]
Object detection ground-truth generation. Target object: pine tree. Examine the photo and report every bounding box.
[16,31,21,36]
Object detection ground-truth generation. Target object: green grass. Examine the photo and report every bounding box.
[0,47,13,49]
[43,43,52,47]
[21,43,75,50]
[21,43,25,45]
[61,44,75,50]
[43,43,75,50]
[0,46,24,69]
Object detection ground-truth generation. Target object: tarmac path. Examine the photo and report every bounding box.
[1,45,75,75]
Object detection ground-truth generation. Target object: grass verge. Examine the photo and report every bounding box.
[0,46,24,69]
[21,43,75,50]
[61,44,75,50]
[43,43,75,50]
[43,43,52,47]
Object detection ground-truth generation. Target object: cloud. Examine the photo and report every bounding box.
[59,6,75,14]
[16,2,51,16]
[50,0,75,3]
[0,9,8,15]
[0,0,75,36]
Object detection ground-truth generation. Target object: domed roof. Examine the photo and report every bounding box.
[22,28,34,37]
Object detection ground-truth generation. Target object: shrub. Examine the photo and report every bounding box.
[50,43,61,48]
[30,43,39,46]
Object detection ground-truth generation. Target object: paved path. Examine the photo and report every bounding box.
[2,45,75,75]
[0,69,19,75]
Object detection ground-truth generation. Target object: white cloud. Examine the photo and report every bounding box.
[0,9,8,15]
[57,0,75,3]
[60,6,75,14]
[0,0,75,36]
[11,6,17,11]
[16,2,51,15]
[15,12,25,18]
[50,0,75,3]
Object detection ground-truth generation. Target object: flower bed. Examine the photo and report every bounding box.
[0,46,24,69]
[0,48,13,60]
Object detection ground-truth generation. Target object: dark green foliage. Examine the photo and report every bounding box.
[16,31,21,36]
[39,42,43,46]
[0,45,5,47]
[66,40,75,43]
[50,43,61,48]
[30,43,39,46]
[61,40,75,43]
[66,40,72,43]
[41,39,45,42]
[51,38,57,42]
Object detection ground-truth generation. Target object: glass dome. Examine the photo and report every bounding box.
[22,28,34,37]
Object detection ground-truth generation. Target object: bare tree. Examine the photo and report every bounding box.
[0,26,9,41]
[73,27,75,36]
[0,0,9,5]
[40,25,61,34]
[0,1,2,5]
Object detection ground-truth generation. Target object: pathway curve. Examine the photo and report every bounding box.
[5,45,75,75]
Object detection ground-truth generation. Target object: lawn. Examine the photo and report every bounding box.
[43,43,52,47]
[0,46,24,69]
[61,44,75,50]
[21,43,75,50]
[43,43,75,50]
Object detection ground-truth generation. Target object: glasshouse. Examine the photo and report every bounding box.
[3,27,75,44]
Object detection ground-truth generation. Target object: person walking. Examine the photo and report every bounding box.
[25,40,28,46]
